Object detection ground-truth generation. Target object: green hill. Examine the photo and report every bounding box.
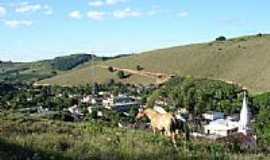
[0,54,97,83]
[40,34,270,93]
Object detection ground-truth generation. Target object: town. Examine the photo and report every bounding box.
[0,78,258,151]
[1,0,270,158]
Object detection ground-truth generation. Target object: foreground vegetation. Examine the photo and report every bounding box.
[2,76,270,159]
[0,112,267,160]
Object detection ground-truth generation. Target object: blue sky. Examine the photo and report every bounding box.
[0,0,269,62]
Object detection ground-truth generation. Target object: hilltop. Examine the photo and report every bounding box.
[40,34,270,92]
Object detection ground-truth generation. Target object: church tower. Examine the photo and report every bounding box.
[238,90,250,135]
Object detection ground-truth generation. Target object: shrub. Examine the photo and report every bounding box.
[51,71,57,75]
[108,66,114,72]
[136,65,143,71]
[117,71,125,79]
[216,36,226,41]
[257,33,263,37]
[108,79,115,85]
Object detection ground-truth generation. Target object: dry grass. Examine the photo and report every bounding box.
[39,65,155,86]
[40,35,270,93]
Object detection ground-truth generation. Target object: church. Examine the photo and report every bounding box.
[203,91,251,137]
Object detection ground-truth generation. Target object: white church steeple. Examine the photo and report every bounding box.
[238,90,249,135]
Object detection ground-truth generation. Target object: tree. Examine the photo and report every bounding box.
[108,79,115,85]
[216,36,226,41]
[255,106,270,151]
[147,77,242,115]
[51,71,57,75]
[108,66,114,72]
[136,65,143,71]
[257,33,263,37]
[117,71,125,79]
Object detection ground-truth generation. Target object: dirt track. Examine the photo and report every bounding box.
[98,65,174,85]
[98,65,247,89]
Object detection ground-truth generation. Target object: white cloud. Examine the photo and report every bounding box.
[106,0,126,6]
[87,11,106,21]
[113,8,142,19]
[15,3,41,13]
[89,0,126,7]
[69,10,82,19]
[0,6,6,17]
[4,20,32,28]
[177,11,189,17]
[43,5,53,15]
[89,1,104,7]
[146,5,160,16]
[15,2,53,15]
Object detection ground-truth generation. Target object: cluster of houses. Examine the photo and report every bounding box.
[19,83,255,145]
[68,92,141,118]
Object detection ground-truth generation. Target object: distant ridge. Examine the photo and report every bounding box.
[0,54,98,83]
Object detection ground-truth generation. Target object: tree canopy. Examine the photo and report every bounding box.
[148,77,243,115]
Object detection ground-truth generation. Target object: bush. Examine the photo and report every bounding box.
[117,71,125,79]
[136,65,143,71]
[108,66,114,72]
[257,33,263,37]
[51,71,57,75]
[216,36,226,41]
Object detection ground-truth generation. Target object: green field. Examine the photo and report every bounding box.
[40,34,270,93]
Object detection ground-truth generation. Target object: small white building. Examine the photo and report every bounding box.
[204,119,239,137]
[203,111,224,121]
[68,105,83,116]
[103,94,140,112]
[81,95,92,103]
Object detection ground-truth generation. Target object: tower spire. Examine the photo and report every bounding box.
[238,90,249,135]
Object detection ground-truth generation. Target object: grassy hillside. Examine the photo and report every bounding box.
[0,61,57,82]
[0,112,267,160]
[40,34,270,92]
[0,54,96,83]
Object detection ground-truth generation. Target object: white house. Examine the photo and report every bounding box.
[203,111,224,121]
[204,119,239,137]
[68,105,83,116]
[81,95,92,103]
[103,94,140,112]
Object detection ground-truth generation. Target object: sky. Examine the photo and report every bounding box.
[0,0,269,62]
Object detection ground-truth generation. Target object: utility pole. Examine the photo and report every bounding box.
[91,50,96,97]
